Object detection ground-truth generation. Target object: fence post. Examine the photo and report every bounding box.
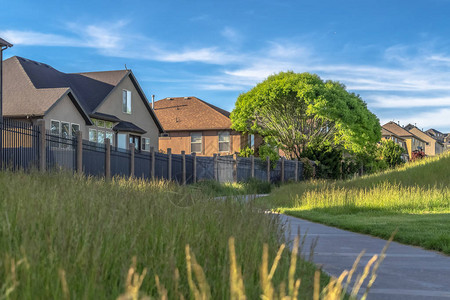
[129,143,135,178]
[150,147,155,180]
[294,158,299,182]
[250,155,255,178]
[167,148,172,181]
[266,156,270,183]
[181,150,186,185]
[213,154,218,181]
[192,152,197,183]
[37,119,46,173]
[233,153,238,183]
[76,131,83,175]
[281,157,285,183]
[105,138,111,180]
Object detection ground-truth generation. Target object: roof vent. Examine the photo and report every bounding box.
[184,97,190,100]
[166,97,173,100]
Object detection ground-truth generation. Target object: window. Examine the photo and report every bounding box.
[191,132,202,153]
[105,121,113,129]
[71,123,80,137]
[248,134,255,149]
[51,120,60,136]
[117,133,127,150]
[50,120,60,147]
[219,131,230,152]
[89,129,97,143]
[122,90,132,114]
[97,120,105,128]
[106,132,114,145]
[98,131,105,144]
[142,137,150,151]
[129,135,140,151]
[61,122,70,148]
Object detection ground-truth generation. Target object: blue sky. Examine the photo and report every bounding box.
[2,0,450,131]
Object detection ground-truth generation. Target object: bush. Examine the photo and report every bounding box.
[258,143,280,169]
[303,142,343,179]
[300,158,315,180]
[411,150,426,161]
[378,140,405,167]
[238,146,255,157]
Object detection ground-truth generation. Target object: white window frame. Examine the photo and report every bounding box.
[122,89,132,114]
[71,123,80,138]
[142,137,151,151]
[190,132,202,154]
[50,120,60,135]
[97,130,105,144]
[105,131,114,145]
[218,131,230,153]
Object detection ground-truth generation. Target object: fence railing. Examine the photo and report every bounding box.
[0,118,304,184]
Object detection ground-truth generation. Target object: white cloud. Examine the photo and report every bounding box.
[221,27,242,44]
[0,30,81,47]
[369,95,450,108]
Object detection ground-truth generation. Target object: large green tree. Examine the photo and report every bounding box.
[231,71,381,159]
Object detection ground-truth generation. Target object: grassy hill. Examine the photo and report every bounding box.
[0,170,335,299]
[261,154,450,254]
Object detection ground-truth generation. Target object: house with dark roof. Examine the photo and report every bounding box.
[404,124,444,156]
[153,96,260,156]
[382,122,427,159]
[3,56,163,151]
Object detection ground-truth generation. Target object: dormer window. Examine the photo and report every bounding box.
[122,90,132,114]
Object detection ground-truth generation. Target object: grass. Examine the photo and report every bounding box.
[259,153,450,255]
[0,170,330,299]
[190,178,272,197]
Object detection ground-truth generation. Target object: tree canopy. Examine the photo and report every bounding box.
[231,71,381,159]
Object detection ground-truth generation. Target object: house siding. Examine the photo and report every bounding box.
[95,75,159,150]
[44,94,87,136]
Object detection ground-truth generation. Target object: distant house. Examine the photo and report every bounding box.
[381,127,408,160]
[153,96,260,156]
[3,56,164,151]
[404,124,444,156]
[425,128,445,142]
[382,122,427,159]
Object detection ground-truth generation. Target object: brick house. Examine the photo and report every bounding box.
[153,96,261,156]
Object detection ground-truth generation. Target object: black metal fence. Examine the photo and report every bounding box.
[0,118,305,184]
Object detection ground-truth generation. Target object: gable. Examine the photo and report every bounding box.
[94,73,164,133]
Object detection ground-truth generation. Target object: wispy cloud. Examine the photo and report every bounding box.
[5,20,450,130]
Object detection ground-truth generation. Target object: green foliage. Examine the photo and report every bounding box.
[378,139,405,168]
[303,142,343,179]
[238,146,255,157]
[300,158,315,180]
[231,71,381,159]
[258,142,280,169]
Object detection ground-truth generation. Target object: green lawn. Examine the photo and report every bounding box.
[0,170,328,299]
[259,154,450,255]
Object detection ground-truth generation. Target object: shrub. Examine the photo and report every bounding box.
[411,150,426,161]
[238,146,255,157]
[378,139,405,167]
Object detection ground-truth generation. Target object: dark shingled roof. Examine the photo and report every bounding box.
[15,56,128,114]
[113,121,146,134]
[0,38,13,48]
[89,112,122,122]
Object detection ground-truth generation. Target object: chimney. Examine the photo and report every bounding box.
[152,95,155,109]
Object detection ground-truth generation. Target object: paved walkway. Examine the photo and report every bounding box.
[280,214,450,300]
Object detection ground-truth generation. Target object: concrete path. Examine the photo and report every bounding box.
[280,214,450,300]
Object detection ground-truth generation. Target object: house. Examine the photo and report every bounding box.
[153,96,260,156]
[425,128,445,142]
[382,122,427,159]
[404,124,444,156]
[3,56,163,151]
[381,127,408,160]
